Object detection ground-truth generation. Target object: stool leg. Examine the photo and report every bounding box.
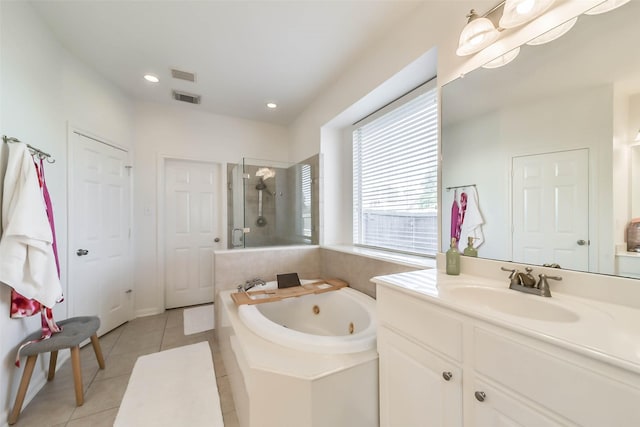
[90,334,105,369]
[70,346,84,406]
[8,355,38,425]
[48,350,58,381]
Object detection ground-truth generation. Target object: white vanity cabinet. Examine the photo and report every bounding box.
[377,286,463,427]
[376,284,640,427]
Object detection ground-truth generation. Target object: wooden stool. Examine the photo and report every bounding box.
[8,316,105,425]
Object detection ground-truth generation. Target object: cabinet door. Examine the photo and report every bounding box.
[471,380,564,427]
[378,327,462,427]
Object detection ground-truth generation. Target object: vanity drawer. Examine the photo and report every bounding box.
[377,286,462,362]
[473,327,640,426]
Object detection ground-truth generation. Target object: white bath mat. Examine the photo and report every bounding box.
[114,342,223,427]
[183,303,215,335]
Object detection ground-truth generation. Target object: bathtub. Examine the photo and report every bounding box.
[217,282,379,427]
[238,280,377,354]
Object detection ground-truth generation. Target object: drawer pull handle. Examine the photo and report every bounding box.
[442,371,452,381]
[475,391,486,402]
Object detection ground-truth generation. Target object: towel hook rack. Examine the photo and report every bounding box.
[2,135,55,163]
[446,184,476,192]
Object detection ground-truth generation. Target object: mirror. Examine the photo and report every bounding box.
[441,1,640,279]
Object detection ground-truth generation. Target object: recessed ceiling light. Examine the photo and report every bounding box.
[266,102,277,109]
[144,74,159,83]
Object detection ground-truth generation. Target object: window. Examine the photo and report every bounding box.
[299,163,312,238]
[353,80,438,256]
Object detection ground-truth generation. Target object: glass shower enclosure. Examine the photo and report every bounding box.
[227,156,318,248]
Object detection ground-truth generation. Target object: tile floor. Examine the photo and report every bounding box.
[11,308,237,427]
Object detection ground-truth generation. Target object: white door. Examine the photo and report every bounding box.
[164,159,221,308]
[512,149,589,270]
[69,131,133,335]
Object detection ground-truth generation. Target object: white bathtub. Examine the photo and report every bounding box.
[217,282,379,427]
[238,281,377,354]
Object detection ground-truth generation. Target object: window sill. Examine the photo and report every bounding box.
[321,245,436,270]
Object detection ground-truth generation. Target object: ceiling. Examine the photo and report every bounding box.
[30,0,424,126]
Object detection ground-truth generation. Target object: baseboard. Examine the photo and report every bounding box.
[134,307,165,318]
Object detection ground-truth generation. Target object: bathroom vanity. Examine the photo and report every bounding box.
[373,269,640,426]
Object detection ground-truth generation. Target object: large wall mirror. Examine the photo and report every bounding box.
[441,1,640,279]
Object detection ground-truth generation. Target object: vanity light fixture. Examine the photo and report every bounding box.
[456,9,500,56]
[526,16,578,45]
[584,0,630,15]
[499,0,555,29]
[482,47,521,69]
[143,74,159,83]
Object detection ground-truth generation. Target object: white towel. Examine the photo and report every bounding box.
[0,143,62,307]
[460,186,485,249]
[0,142,8,235]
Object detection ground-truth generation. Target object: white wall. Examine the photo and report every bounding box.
[0,1,134,422]
[132,101,290,316]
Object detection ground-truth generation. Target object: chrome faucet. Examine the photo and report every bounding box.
[237,278,266,293]
[500,267,561,297]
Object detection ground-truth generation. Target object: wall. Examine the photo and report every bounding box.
[0,1,134,422]
[132,101,290,316]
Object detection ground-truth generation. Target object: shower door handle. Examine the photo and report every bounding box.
[232,228,244,247]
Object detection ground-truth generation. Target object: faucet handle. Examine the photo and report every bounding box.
[500,266,517,278]
[501,266,521,287]
[536,274,561,297]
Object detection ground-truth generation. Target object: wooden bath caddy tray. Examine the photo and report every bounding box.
[231,279,348,306]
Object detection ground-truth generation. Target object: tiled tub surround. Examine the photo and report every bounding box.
[213,246,426,301]
[218,288,379,427]
[374,268,640,426]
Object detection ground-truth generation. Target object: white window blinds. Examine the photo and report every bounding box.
[300,164,312,237]
[353,81,438,256]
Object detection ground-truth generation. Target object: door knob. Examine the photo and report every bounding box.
[76,249,89,256]
[214,237,220,243]
[125,289,133,294]
[577,239,589,246]
[442,371,453,381]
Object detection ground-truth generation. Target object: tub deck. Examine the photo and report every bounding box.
[230,279,348,306]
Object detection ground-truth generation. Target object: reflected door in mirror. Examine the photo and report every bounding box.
[512,149,589,270]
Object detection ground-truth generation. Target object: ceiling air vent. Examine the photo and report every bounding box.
[172,90,201,105]
[171,68,196,82]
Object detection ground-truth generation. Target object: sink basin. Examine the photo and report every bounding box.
[443,286,580,322]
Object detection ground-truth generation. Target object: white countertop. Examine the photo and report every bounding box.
[616,250,640,258]
[372,269,640,375]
